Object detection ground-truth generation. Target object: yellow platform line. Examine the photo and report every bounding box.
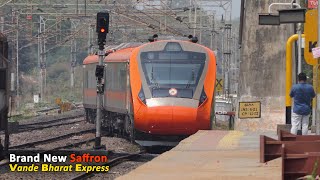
[216,131,244,150]
[174,130,208,150]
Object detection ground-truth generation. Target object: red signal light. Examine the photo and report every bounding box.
[100,28,105,33]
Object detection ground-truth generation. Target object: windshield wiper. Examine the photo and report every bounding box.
[151,66,160,89]
[185,69,195,89]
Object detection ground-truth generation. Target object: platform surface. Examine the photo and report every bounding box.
[117,130,282,180]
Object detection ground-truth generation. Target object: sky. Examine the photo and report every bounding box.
[232,0,241,19]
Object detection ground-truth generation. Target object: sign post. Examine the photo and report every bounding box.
[216,79,223,93]
[238,102,261,119]
[304,9,318,66]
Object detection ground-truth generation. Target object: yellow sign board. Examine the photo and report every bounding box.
[304,9,318,65]
[216,79,223,92]
[238,102,261,119]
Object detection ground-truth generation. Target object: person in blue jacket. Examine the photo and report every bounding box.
[290,73,315,135]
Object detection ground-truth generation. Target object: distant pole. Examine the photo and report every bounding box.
[193,1,197,37]
[16,12,19,109]
[39,16,45,102]
[43,18,47,102]
[37,29,41,98]
[0,17,4,33]
[297,12,302,74]
[76,0,79,15]
[70,40,75,88]
[293,0,302,75]
[70,20,78,88]
[164,0,167,34]
[84,0,87,16]
[199,9,202,44]
[88,26,91,54]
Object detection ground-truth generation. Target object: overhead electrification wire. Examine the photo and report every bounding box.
[0,0,14,8]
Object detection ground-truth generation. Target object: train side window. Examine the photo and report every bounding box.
[87,69,96,88]
[105,63,127,91]
[113,64,119,90]
[119,66,127,90]
[85,71,89,88]
[110,64,116,90]
[105,64,112,90]
[0,70,6,90]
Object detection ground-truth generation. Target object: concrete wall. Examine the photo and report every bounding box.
[236,0,294,131]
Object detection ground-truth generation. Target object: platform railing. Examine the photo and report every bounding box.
[260,130,320,180]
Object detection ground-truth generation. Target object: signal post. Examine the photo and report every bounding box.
[95,12,109,149]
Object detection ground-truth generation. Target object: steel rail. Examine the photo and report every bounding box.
[10,129,95,149]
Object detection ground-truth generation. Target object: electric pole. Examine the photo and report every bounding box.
[70,20,79,88]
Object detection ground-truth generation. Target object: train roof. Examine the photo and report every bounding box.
[83,40,214,65]
[106,47,136,62]
[83,47,137,64]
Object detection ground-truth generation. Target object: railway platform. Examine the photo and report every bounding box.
[117,130,281,180]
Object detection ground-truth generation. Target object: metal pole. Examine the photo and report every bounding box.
[221,24,225,98]
[40,16,43,101]
[94,11,109,150]
[316,0,320,135]
[164,0,167,34]
[189,0,191,24]
[210,15,214,49]
[296,1,302,74]
[37,29,41,98]
[76,0,79,15]
[193,0,197,37]
[70,40,74,88]
[84,0,87,16]
[44,19,47,101]
[0,17,4,33]
[16,12,19,109]
[95,46,104,149]
[210,33,213,49]
[199,7,202,44]
[88,26,91,54]
[70,21,78,88]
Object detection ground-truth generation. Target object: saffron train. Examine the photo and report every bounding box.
[83,39,216,146]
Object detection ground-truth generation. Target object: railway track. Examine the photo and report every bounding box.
[10,128,95,149]
[20,114,84,127]
[18,118,84,133]
[3,115,86,135]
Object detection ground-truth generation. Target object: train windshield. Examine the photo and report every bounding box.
[140,51,206,98]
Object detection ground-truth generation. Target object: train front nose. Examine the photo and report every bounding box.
[134,99,201,135]
[133,41,211,135]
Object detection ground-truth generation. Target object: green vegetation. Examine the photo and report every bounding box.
[17,30,87,111]
[297,158,318,180]
[8,114,33,122]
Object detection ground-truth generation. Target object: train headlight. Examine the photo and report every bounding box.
[138,88,146,105]
[198,88,207,107]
